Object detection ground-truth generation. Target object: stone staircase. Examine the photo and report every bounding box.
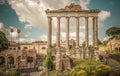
[106,58,120,75]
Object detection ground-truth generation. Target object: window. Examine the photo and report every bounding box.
[9,48,12,50]
[14,48,16,50]
[18,47,20,50]
[41,47,46,50]
[23,47,28,50]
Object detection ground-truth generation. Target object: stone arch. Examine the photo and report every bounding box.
[7,56,14,64]
[27,56,33,63]
[23,47,28,50]
[0,56,5,67]
[41,47,46,50]
[7,55,15,68]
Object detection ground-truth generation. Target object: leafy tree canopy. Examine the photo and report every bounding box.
[82,39,102,48]
[0,31,9,51]
[106,27,120,37]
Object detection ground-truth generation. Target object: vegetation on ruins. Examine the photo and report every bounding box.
[0,31,9,51]
[44,50,53,76]
[0,68,21,76]
[82,39,102,48]
[45,50,53,70]
[70,60,111,76]
[94,64,111,76]
[42,59,111,76]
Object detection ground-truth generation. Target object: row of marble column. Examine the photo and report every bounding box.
[47,16,98,50]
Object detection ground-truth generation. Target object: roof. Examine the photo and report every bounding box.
[33,41,47,43]
[107,38,120,45]
[9,41,19,47]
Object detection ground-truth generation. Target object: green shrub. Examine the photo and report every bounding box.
[94,64,111,76]
[70,66,87,76]
[0,68,21,76]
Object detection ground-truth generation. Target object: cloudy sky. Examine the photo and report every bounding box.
[0,0,119,44]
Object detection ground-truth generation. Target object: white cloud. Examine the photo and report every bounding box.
[39,31,93,45]
[9,26,19,38]
[61,31,87,44]
[24,24,32,29]
[8,0,111,31]
[24,31,31,38]
[0,22,4,30]
[102,36,110,41]
[7,0,111,43]
[19,38,35,43]
[40,34,56,43]
[98,10,111,22]
[8,0,73,30]
[80,0,90,10]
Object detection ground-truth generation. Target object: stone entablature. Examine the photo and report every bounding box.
[46,3,100,17]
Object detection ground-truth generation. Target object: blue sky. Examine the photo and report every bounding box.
[0,0,120,44]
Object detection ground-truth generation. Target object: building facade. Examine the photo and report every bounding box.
[107,38,120,53]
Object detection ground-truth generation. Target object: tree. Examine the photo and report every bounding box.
[45,50,53,76]
[0,31,9,51]
[82,39,102,47]
[82,41,86,48]
[106,27,120,37]
[45,50,53,70]
[98,39,102,45]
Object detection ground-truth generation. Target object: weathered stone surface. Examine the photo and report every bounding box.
[55,53,71,71]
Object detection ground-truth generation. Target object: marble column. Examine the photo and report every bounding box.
[85,17,89,48]
[85,17,89,58]
[93,17,95,46]
[57,17,60,52]
[76,17,79,48]
[94,17,98,48]
[47,17,52,48]
[66,17,70,54]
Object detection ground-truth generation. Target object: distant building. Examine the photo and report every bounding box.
[0,40,47,70]
[8,41,48,55]
[32,41,47,54]
[107,38,120,53]
[0,48,37,69]
[9,41,20,50]
[60,39,76,48]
